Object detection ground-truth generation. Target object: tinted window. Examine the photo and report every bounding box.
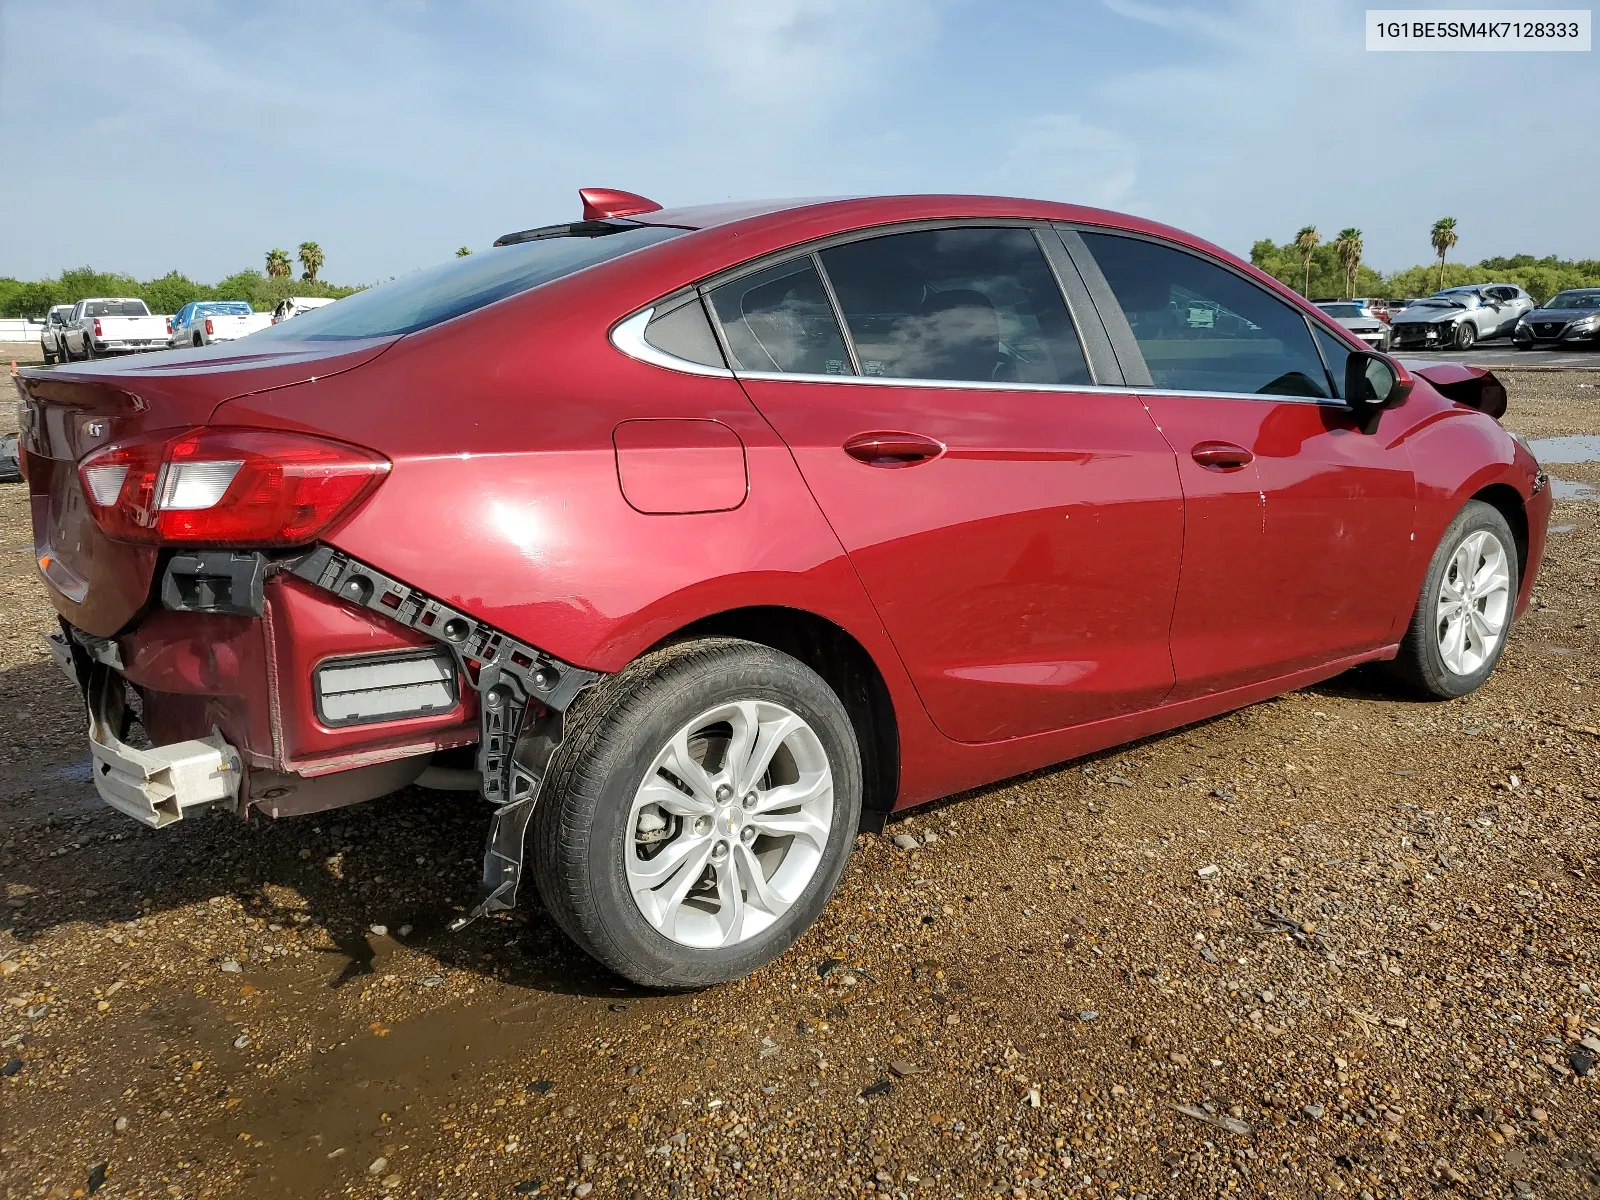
[250,225,684,342]
[1081,232,1333,398]
[1311,325,1354,399]
[643,296,726,368]
[1317,303,1365,318]
[819,227,1088,385]
[84,300,151,318]
[709,258,853,375]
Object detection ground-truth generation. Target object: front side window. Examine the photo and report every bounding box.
[1080,231,1333,398]
[818,227,1089,385]
[709,258,853,375]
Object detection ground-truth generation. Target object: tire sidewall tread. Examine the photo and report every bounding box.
[530,637,862,989]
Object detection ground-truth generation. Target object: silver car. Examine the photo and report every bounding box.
[1388,284,1534,351]
[1315,301,1390,351]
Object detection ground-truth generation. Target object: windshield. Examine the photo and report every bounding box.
[251,225,685,341]
[83,300,151,318]
[1544,291,1600,310]
[1414,296,1467,309]
[1317,303,1365,318]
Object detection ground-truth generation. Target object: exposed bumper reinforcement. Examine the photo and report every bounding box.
[290,546,602,926]
[83,662,241,828]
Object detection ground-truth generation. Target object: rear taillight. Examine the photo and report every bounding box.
[77,427,390,546]
[93,318,103,337]
[205,318,214,335]
[165,317,172,334]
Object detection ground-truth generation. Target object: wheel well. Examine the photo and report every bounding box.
[1471,483,1528,582]
[663,607,900,819]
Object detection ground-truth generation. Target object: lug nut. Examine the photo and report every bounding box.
[693,815,712,836]
[712,840,729,861]
[740,826,757,844]
[741,792,757,810]
[715,783,733,804]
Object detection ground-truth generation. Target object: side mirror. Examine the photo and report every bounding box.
[1345,352,1411,432]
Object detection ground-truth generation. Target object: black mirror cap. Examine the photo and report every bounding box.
[1344,351,1414,429]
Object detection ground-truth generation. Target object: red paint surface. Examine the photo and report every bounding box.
[19,194,1549,814]
[613,419,747,514]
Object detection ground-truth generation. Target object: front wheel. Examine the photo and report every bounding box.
[1454,321,1477,351]
[1385,500,1518,699]
[531,638,862,988]
[41,340,56,365]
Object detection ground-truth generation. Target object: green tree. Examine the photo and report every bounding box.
[455,246,472,257]
[1430,217,1459,291]
[265,248,293,279]
[142,271,214,314]
[1293,226,1320,296]
[297,241,325,283]
[1333,228,1363,299]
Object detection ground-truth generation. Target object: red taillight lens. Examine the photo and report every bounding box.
[165,317,173,334]
[78,427,390,546]
[93,318,103,336]
[205,318,214,335]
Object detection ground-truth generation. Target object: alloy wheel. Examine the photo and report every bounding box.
[625,698,833,949]
[1435,529,1511,676]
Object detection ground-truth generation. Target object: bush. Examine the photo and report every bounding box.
[0,266,362,318]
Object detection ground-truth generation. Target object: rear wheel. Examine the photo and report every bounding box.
[83,338,97,359]
[193,333,204,347]
[531,637,862,988]
[1385,500,1517,699]
[1454,321,1477,351]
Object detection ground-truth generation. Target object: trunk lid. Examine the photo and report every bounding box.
[17,338,394,636]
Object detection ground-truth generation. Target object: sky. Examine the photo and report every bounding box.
[1,0,1595,284]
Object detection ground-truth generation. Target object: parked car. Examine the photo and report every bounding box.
[17,190,1550,988]
[39,304,76,364]
[271,296,337,324]
[57,298,169,360]
[1513,288,1600,350]
[167,301,273,348]
[1315,301,1390,350]
[0,432,19,483]
[1388,284,1534,351]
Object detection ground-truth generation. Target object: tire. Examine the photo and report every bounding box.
[193,334,204,347]
[531,637,863,988]
[1385,500,1518,699]
[1453,321,1477,351]
[83,338,97,360]
[41,341,56,365]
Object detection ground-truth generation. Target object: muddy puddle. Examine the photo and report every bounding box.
[1530,434,1600,501]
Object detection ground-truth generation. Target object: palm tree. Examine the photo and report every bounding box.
[1294,226,1320,296]
[455,246,472,258]
[1430,217,1459,290]
[265,249,292,279]
[298,241,325,283]
[1333,228,1363,299]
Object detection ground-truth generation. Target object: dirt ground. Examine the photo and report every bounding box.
[2,348,1598,1200]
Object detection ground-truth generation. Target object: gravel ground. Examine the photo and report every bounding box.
[2,359,1598,1200]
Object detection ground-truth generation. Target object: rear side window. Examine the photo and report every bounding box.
[709,258,853,375]
[643,296,726,368]
[252,225,685,341]
[1080,232,1333,399]
[819,227,1089,385]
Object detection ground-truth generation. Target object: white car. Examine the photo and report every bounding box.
[1315,301,1390,351]
[271,296,337,324]
[39,304,75,364]
[59,298,169,359]
[167,301,273,348]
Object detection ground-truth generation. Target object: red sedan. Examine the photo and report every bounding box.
[18,190,1550,987]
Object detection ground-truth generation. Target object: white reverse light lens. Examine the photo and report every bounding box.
[82,464,129,506]
[159,460,243,511]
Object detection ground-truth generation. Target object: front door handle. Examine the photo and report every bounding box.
[1190,440,1254,470]
[843,431,945,467]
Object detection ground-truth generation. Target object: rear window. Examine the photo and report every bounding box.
[1317,303,1365,318]
[84,300,150,317]
[251,226,685,342]
[197,301,254,316]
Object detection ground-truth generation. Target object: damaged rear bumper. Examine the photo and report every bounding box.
[49,630,242,827]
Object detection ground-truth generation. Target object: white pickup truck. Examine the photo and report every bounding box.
[166,301,273,348]
[59,298,169,360]
[39,304,75,364]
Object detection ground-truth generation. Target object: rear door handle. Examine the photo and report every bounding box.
[843,431,945,467]
[1190,440,1254,470]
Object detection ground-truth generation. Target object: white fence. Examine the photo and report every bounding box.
[0,319,42,342]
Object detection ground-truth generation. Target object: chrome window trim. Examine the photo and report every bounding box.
[728,367,1352,409]
[610,307,736,378]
